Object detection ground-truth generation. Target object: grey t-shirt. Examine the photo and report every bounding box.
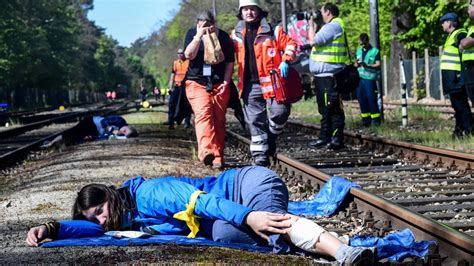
[310,20,346,76]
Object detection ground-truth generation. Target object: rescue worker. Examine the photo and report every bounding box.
[232,0,297,167]
[355,33,381,127]
[26,166,374,265]
[307,3,347,150]
[440,12,472,138]
[460,2,474,112]
[183,11,234,169]
[165,49,191,129]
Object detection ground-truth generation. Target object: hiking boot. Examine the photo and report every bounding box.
[254,156,270,167]
[327,140,344,150]
[203,153,215,166]
[308,139,329,149]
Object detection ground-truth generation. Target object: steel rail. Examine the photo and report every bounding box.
[226,129,474,263]
[288,121,474,171]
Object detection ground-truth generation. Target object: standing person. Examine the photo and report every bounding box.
[140,86,147,102]
[26,166,374,265]
[232,0,297,167]
[165,49,190,129]
[460,2,474,111]
[307,3,348,150]
[184,11,234,169]
[440,12,472,138]
[355,33,381,127]
[153,86,160,102]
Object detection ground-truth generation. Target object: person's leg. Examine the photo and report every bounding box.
[242,83,271,166]
[308,77,332,148]
[451,90,472,135]
[328,78,345,149]
[210,83,230,166]
[266,98,291,158]
[185,81,215,165]
[167,87,180,126]
[357,79,371,126]
[365,79,381,126]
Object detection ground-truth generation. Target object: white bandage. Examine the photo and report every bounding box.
[288,218,326,253]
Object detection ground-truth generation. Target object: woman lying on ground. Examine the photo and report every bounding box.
[42,115,138,147]
[26,166,374,265]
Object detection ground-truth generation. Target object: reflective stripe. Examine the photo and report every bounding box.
[251,134,268,142]
[261,85,273,93]
[371,113,381,119]
[442,51,459,57]
[332,129,338,137]
[441,59,461,64]
[269,119,285,129]
[361,113,370,118]
[260,76,271,83]
[173,190,204,238]
[250,144,268,152]
[270,127,283,135]
[465,50,474,54]
[312,51,348,56]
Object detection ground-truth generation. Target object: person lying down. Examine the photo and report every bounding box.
[26,166,374,265]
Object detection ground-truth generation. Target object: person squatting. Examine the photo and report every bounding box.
[26,166,374,265]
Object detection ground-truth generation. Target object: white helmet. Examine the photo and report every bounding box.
[239,0,260,9]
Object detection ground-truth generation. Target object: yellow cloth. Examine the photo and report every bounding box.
[173,190,204,238]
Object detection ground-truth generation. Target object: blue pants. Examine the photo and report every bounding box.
[207,166,291,253]
[167,86,180,124]
[356,79,381,126]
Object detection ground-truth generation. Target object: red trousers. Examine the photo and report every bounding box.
[185,80,230,164]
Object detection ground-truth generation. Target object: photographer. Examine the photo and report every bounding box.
[183,10,234,169]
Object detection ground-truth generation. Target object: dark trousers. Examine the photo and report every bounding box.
[450,90,472,134]
[314,76,345,143]
[167,86,180,124]
[63,116,98,145]
[356,79,381,126]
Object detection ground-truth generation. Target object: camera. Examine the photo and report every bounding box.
[295,10,321,21]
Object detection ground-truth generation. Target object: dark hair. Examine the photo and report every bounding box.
[451,20,459,28]
[322,3,339,17]
[197,10,215,24]
[359,33,369,44]
[72,184,122,231]
[127,126,139,138]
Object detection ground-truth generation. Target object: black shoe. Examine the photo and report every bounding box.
[254,156,270,167]
[308,139,329,149]
[163,121,173,126]
[203,152,215,166]
[327,140,344,150]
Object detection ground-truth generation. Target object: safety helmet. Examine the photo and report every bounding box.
[239,0,260,9]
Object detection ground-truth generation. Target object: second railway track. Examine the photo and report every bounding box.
[225,121,474,264]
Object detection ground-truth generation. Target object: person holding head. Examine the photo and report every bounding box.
[165,49,191,129]
[440,12,472,138]
[307,3,348,150]
[460,2,474,111]
[232,0,297,167]
[355,33,381,127]
[42,115,138,148]
[183,11,234,169]
[26,166,374,265]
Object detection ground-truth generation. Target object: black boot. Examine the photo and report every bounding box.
[308,139,329,149]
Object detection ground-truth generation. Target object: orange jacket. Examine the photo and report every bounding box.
[232,18,297,99]
[173,59,189,86]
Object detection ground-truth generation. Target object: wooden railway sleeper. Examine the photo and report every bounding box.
[426,244,442,266]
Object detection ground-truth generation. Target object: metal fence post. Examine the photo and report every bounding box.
[439,46,445,100]
[412,51,417,98]
[400,55,408,127]
[424,48,431,98]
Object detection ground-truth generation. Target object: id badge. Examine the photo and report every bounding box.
[203,64,211,76]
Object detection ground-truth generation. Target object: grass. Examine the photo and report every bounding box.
[291,98,474,153]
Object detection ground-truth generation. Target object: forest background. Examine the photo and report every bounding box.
[0,0,470,109]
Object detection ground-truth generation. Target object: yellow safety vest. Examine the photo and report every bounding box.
[462,25,474,62]
[441,28,466,71]
[311,17,348,64]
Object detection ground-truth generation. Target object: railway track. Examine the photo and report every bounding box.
[225,122,474,265]
[0,102,129,170]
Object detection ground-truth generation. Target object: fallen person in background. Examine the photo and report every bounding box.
[26,166,374,265]
[42,115,138,147]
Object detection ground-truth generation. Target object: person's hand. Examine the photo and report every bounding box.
[360,62,369,68]
[279,61,289,78]
[244,211,292,241]
[196,22,214,39]
[214,81,229,96]
[26,225,48,247]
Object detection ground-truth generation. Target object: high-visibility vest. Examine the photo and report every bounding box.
[441,28,466,71]
[356,46,380,80]
[310,17,348,64]
[173,59,189,86]
[462,25,474,62]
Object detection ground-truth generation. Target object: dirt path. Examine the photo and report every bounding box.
[0,124,310,264]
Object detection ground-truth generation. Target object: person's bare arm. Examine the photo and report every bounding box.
[308,16,316,45]
[169,73,175,91]
[460,37,474,51]
[215,62,234,94]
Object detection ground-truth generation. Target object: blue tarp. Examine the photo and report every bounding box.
[41,176,435,262]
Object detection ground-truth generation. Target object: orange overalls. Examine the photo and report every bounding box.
[173,59,189,87]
